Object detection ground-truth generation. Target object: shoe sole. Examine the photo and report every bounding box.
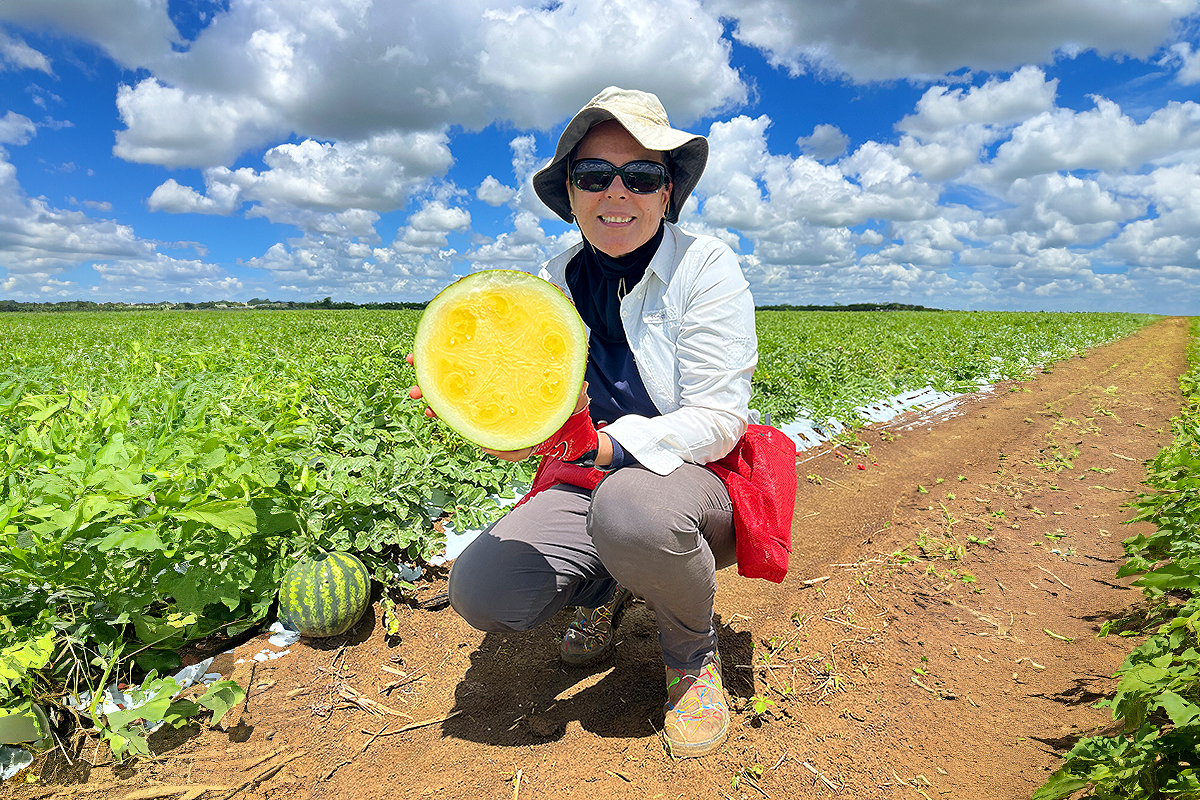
[559,589,633,667]
[662,715,729,758]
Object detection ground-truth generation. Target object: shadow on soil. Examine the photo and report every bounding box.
[439,607,752,746]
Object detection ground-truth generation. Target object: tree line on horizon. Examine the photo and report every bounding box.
[0,297,429,313]
[1,297,940,314]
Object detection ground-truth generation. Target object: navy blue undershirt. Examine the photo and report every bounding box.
[586,333,659,470]
[586,334,658,424]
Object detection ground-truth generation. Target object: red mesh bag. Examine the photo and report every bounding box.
[705,424,798,583]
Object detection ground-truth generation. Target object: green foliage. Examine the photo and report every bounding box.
[1033,721,1200,800]
[1037,317,1200,800]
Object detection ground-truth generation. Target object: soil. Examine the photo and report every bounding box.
[5,316,1192,800]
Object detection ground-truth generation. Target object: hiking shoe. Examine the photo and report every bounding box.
[662,652,729,758]
[559,585,633,667]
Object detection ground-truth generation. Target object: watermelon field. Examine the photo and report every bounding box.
[2,308,1196,797]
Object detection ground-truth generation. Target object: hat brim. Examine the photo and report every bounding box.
[533,105,708,225]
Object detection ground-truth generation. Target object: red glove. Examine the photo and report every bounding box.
[532,404,599,464]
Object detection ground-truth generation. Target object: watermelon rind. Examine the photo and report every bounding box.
[278,552,371,638]
[413,269,588,451]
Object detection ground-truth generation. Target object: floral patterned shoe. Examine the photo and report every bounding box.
[559,585,633,667]
[663,652,729,758]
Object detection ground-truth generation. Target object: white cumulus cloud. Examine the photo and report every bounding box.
[477,175,517,207]
[23,0,749,169]
[0,143,237,298]
[477,0,745,126]
[707,0,1199,82]
[0,30,51,73]
[93,255,243,296]
[898,66,1059,136]
[0,111,37,145]
[148,178,242,215]
[114,79,283,167]
[0,0,180,68]
[986,97,1200,182]
[0,156,152,275]
[148,130,454,226]
[394,200,472,253]
[796,124,849,162]
[1160,41,1200,84]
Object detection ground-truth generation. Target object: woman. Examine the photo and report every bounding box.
[413,87,757,758]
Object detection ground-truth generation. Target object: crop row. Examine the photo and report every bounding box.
[0,308,1156,755]
[1036,317,1200,800]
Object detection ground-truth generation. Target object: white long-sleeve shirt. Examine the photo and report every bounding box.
[540,221,759,475]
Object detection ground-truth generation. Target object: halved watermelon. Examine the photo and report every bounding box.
[414,270,587,451]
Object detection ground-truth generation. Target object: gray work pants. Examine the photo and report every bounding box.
[447,463,736,670]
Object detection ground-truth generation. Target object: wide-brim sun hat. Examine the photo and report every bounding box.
[533,86,708,225]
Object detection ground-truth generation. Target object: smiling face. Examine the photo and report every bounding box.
[567,120,672,258]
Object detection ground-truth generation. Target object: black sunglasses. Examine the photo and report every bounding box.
[570,158,670,194]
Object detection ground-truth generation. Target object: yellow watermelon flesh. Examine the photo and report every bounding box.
[414,270,587,451]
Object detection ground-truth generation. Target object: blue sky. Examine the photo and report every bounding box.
[2,0,1200,314]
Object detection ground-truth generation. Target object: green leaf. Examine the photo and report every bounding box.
[380,597,403,637]
[0,633,55,687]
[21,396,69,424]
[1153,690,1200,727]
[102,728,150,758]
[198,447,229,471]
[1134,562,1200,592]
[100,673,180,757]
[196,680,245,728]
[0,705,46,746]
[1119,664,1170,691]
[131,614,188,650]
[134,649,183,674]
[162,699,201,727]
[174,500,257,537]
[1031,770,1090,800]
[96,527,166,553]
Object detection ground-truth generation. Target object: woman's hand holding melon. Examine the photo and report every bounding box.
[530,393,598,462]
[405,352,438,419]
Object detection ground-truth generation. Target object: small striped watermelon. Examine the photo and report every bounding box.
[278,552,371,637]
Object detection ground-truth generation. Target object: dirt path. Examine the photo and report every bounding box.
[10,317,1191,800]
